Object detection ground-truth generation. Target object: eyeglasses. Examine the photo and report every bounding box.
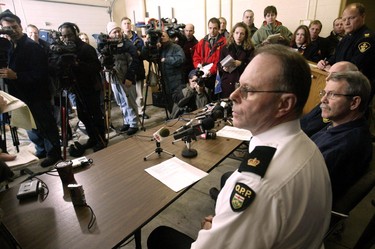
[319,90,356,100]
[235,83,291,100]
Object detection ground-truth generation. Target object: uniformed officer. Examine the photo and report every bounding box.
[147,44,332,249]
[317,3,375,97]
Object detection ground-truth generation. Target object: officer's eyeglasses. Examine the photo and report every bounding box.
[319,90,356,100]
[235,82,291,100]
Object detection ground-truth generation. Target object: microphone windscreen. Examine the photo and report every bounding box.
[201,116,215,130]
[159,127,170,137]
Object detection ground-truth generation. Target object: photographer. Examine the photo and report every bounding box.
[142,30,185,113]
[104,21,140,135]
[171,69,209,118]
[57,22,106,154]
[0,10,62,167]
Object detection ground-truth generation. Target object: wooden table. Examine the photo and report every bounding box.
[0,122,242,249]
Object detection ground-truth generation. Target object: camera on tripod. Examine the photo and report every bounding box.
[48,30,77,87]
[0,27,14,68]
[162,18,186,42]
[94,33,122,69]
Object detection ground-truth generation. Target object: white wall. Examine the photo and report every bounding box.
[115,0,343,39]
[1,0,111,45]
[1,0,343,43]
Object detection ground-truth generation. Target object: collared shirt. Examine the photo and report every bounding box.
[192,120,332,249]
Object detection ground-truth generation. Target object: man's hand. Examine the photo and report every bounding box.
[124,79,133,88]
[316,60,331,72]
[201,215,213,230]
[0,68,17,79]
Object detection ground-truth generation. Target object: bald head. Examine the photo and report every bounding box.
[184,23,195,40]
[328,61,358,75]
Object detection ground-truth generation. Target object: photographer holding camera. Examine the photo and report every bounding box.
[0,10,62,167]
[57,22,106,155]
[171,69,209,118]
[142,30,185,114]
[103,21,140,135]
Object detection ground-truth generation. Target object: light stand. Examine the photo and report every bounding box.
[143,141,175,161]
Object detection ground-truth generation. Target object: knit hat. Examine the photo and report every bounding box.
[188,69,197,79]
[106,21,120,34]
[0,9,21,24]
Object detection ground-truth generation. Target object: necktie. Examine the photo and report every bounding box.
[210,38,215,47]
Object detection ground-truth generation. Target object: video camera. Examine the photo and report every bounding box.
[94,33,122,69]
[0,26,14,36]
[47,30,77,88]
[162,18,186,42]
[0,37,11,68]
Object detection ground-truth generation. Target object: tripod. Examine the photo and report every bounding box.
[0,112,19,153]
[101,68,114,140]
[141,60,170,130]
[143,140,175,161]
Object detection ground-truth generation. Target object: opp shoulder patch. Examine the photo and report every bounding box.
[230,182,256,212]
[358,42,371,53]
[238,146,276,178]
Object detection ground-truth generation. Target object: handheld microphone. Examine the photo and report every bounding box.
[153,127,170,142]
[173,117,215,140]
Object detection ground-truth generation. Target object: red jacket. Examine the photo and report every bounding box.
[193,34,226,75]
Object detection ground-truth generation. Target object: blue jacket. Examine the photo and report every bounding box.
[311,117,372,201]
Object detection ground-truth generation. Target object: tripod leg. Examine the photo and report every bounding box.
[141,83,150,131]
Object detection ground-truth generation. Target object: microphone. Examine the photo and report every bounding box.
[153,127,170,142]
[195,104,224,121]
[173,117,215,140]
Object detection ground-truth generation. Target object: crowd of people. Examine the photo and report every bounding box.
[0,2,374,248]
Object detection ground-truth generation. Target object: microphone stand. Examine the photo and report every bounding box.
[143,141,175,161]
[181,135,198,158]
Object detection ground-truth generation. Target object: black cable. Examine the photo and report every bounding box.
[86,204,96,230]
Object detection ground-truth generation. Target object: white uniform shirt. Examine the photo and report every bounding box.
[192,120,332,249]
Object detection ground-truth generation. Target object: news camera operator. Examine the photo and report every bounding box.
[141,30,185,113]
[0,10,62,167]
[56,22,106,155]
[102,21,140,135]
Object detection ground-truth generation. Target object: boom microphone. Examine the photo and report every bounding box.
[173,117,215,140]
[153,127,170,142]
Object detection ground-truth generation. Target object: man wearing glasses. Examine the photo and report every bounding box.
[147,45,331,249]
[311,71,372,202]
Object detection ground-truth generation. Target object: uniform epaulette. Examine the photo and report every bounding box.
[238,146,276,178]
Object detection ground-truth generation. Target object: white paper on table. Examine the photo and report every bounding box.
[216,125,252,141]
[6,148,38,168]
[0,91,36,130]
[145,157,208,192]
